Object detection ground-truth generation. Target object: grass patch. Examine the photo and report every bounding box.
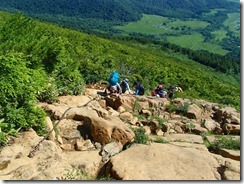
[209,136,240,150]
[149,116,166,130]
[167,19,209,29]
[212,29,228,42]
[63,166,114,180]
[133,99,142,113]
[153,136,169,144]
[224,13,240,36]
[166,102,189,116]
[166,33,229,55]
[63,166,94,180]
[116,14,209,35]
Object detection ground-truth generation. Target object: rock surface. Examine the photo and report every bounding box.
[0,86,240,180]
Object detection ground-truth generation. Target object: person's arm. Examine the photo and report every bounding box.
[117,83,122,94]
[125,82,131,92]
[135,88,139,95]
[158,89,164,95]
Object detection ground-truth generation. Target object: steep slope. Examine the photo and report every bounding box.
[0,12,240,149]
[0,12,240,108]
[0,0,239,59]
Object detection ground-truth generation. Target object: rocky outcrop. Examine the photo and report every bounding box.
[104,143,222,180]
[0,86,240,180]
[83,116,134,146]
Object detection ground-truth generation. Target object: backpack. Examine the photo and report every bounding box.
[138,84,144,95]
[108,72,120,85]
[139,84,144,89]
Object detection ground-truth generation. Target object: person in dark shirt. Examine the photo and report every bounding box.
[153,84,167,98]
[120,78,132,94]
[134,81,145,95]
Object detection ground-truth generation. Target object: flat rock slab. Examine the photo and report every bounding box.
[164,133,204,144]
[105,143,221,180]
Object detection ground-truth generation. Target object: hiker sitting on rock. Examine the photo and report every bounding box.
[167,84,183,99]
[120,78,132,94]
[151,84,167,98]
[134,81,145,95]
[104,71,122,94]
[167,84,175,99]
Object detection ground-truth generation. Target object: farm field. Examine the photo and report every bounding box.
[116,14,209,35]
[224,13,240,36]
[115,12,239,56]
[166,33,229,55]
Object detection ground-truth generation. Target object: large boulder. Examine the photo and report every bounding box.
[0,129,71,180]
[57,95,92,106]
[64,107,98,120]
[37,103,70,120]
[213,107,240,125]
[114,95,136,111]
[104,143,221,180]
[63,150,102,178]
[187,104,203,120]
[83,116,134,146]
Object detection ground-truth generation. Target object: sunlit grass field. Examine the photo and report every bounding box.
[166,33,229,55]
[224,13,240,36]
[116,14,209,34]
[115,13,238,55]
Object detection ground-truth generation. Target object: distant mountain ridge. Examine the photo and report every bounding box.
[0,0,238,22]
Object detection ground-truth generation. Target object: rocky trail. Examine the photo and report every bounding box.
[0,85,240,180]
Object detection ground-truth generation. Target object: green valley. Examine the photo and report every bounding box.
[115,11,239,57]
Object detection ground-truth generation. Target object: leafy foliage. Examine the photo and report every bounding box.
[149,116,166,130]
[209,136,240,150]
[166,102,190,115]
[186,123,196,133]
[0,53,48,146]
[132,127,149,145]
[0,0,239,58]
[0,14,86,145]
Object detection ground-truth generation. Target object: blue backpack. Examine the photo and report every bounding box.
[108,72,120,85]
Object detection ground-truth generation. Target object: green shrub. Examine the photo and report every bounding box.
[36,80,59,103]
[186,122,196,133]
[0,53,47,145]
[132,112,145,120]
[149,116,166,130]
[132,127,149,145]
[210,136,240,150]
[52,58,85,96]
[166,102,189,115]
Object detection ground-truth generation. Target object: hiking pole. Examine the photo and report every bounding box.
[28,96,99,158]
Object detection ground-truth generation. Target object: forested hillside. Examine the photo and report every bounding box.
[0,0,238,30]
[0,12,240,147]
[0,0,240,59]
